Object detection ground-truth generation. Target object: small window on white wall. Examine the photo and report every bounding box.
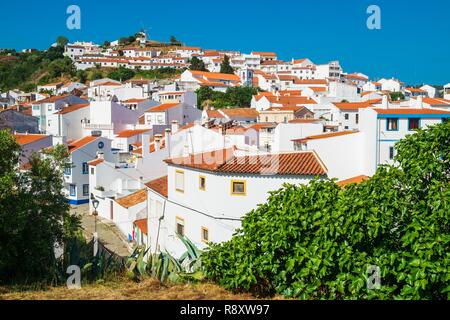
[175,170,185,193]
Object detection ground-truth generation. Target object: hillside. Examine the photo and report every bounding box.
[0,277,257,300]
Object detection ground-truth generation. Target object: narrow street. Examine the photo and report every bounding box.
[71,204,133,258]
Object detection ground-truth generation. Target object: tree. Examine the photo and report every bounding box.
[189,56,207,71]
[103,40,111,48]
[220,55,234,74]
[56,36,69,48]
[0,130,81,283]
[108,66,135,82]
[389,92,405,101]
[48,57,76,78]
[203,121,450,300]
[170,35,180,45]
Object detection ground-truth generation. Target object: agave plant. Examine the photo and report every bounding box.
[125,234,204,283]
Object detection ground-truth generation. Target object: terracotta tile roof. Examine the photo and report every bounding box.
[122,98,148,103]
[294,79,327,85]
[14,134,49,146]
[68,136,98,153]
[294,131,358,143]
[165,148,327,176]
[190,70,240,82]
[116,189,147,209]
[116,129,151,138]
[88,159,104,166]
[266,96,317,106]
[57,103,89,115]
[422,98,450,106]
[34,94,70,104]
[221,108,259,118]
[333,102,373,110]
[145,176,168,198]
[251,51,277,57]
[206,109,224,118]
[373,108,450,115]
[406,87,426,93]
[248,123,277,131]
[265,106,306,112]
[345,73,369,81]
[134,219,148,235]
[146,103,179,112]
[337,175,369,187]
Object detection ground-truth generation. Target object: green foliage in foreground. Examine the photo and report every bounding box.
[0,130,81,284]
[202,121,450,299]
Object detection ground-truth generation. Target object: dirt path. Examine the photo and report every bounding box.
[71,204,133,258]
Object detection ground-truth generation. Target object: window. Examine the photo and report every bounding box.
[231,180,246,196]
[389,146,395,160]
[64,165,72,176]
[199,176,206,191]
[344,126,349,130]
[356,114,359,124]
[83,184,89,196]
[201,227,209,243]
[176,217,185,236]
[344,113,349,120]
[175,170,185,193]
[90,167,95,175]
[69,185,76,197]
[408,118,420,131]
[47,105,53,112]
[386,118,399,131]
[82,162,89,174]
[157,115,164,124]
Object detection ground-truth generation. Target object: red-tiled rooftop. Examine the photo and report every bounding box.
[134,219,148,235]
[146,103,179,112]
[57,103,90,115]
[373,108,450,115]
[165,148,327,176]
[68,136,98,153]
[333,102,374,110]
[337,175,369,187]
[116,129,151,138]
[14,133,49,145]
[116,189,147,209]
[145,176,168,198]
[294,131,358,143]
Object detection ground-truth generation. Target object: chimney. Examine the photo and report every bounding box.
[142,133,151,159]
[417,95,424,108]
[171,120,179,133]
[154,134,163,150]
[165,128,171,147]
[382,94,389,109]
[96,152,104,160]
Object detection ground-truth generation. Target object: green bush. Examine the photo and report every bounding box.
[203,121,450,299]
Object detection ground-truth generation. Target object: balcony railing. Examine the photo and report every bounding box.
[83,123,114,130]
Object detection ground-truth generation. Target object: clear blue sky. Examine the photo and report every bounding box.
[1,0,449,85]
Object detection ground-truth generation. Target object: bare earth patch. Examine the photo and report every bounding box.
[0,278,258,300]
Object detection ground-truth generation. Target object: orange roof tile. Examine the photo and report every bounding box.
[68,136,98,153]
[57,103,89,115]
[88,159,104,166]
[145,176,168,198]
[146,103,179,112]
[14,134,49,146]
[165,148,327,176]
[333,102,373,110]
[116,189,147,209]
[221,108,259,118]
[288,118,322,124]
[294,131,358,143]
[190,70,240,82]
[134,219,148,235]
[116,129,151,138]
[337,175,369,187]
[373,108,450,115]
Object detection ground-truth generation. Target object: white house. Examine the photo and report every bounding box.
[378,78,405,93]
[444,83,450,100]
[65,135,116,205]
[147,148,328,257]
[420,85,437,98]
[47,103,90,142]
[14,133,53,167]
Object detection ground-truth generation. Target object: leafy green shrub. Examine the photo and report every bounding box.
[203,121,450,300]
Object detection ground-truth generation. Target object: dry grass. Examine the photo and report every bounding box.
[0,277,258,300]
